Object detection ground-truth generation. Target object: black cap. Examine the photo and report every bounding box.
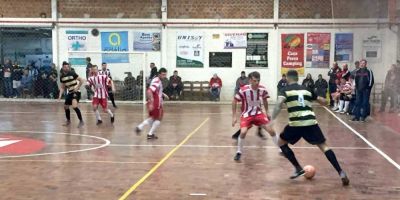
[62,61,69,66]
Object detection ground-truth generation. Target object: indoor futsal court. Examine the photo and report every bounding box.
[0,102,399,199]
[1,0,400,199]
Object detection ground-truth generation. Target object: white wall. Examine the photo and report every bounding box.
[56,25,397,101]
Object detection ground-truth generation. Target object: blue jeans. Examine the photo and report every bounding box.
[210,88,220,100]
[3,77,12,97]
[354,89,370,119]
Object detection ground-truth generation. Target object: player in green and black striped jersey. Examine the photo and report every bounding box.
[271,70,350,186]
[58,61,85,128]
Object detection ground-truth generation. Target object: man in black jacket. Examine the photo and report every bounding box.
[352,59,374,122]
[85,57,93,100]
[314,74,328,98]
[328,62,341,106]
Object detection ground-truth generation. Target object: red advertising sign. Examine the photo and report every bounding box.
[281,34,304,76]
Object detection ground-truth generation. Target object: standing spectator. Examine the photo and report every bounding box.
[379,64,397,113]
[3,59,13,98]
[27,64,39,97]
[234,71,249,95]
[0,63,4,96]
[341,64,350,80]
[352,59,374,122]
[85,57,93,100]
[328,62,342,106]
[314,74,328,98]
[49,63,59,99]
[167,70,183,100]
[351,61,360,77]
[99,62,117,108]
[39,68,50,98]
[12,62,23,98]
[147,63,158,87]
[277,74,288,93]
[302,73,315,92]
[209,73,222,101]
[123,72,136,100]
[348,75,357,115]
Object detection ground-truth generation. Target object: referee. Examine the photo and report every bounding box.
[271,70,349,186]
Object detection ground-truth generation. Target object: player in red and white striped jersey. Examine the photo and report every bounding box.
[136,68,169,139]
[232,71,279,161]
[87,65,115,125]
[98,62,117,108]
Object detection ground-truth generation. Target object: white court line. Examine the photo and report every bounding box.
[0,159,157,164]
[46,143,373,150]
[323,106,400,170]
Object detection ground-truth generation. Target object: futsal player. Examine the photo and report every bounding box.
[136,68,169,139]
[58,61,85,128]
[271,70,350,186]
[99,62,117,108]
[232,71,280,161]
[87,65,115,125]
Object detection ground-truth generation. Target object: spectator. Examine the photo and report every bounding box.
[348,75,357,115]
[302,73,315,92]
[136,70,144,99]
[27,64,39,97]
[331,79,343,111]
[235,71,249,95]
[328,62,341,106]
[0,64,3,96]
[85,57,93,100]
[3,59,13,98]
[277,74,288,93]
[352,59,374,122]
[147,63,158,86]
[351,61,360,77]
[314,74,328,98]
[18,69,33,96]
[167,70,183,100]
[38,68,50,98]
[123,72,136,100]
[335,77,352,114]
[49,63,59,99]
[379,64,397,113]
[137,70,143,89]
[12,62,23,98]
[209,73,222,101]
[341,64,350,80]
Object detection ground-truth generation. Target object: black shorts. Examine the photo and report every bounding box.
[280,124,326,145]
[65,91,81,105]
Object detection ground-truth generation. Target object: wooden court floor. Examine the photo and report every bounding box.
[0,102,399,200]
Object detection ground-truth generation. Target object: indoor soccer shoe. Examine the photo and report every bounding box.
[290,169,305,179]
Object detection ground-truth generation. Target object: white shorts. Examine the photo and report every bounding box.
[13,81,21,89]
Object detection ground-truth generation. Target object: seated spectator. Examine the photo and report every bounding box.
[167,70,183,100]
[209,73,222,101]
[341,64,350,80]
[277,74,287,93]
[314,74,328,98]
[335,77,353,114]
[331,79,342,111]
[302,73,315,92]
[123,72,136,100]
[235,71,249,95]
[18,69,33,96]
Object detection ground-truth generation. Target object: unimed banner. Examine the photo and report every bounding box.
[281,34,304,76]
[306,33,330,68]
[176,32,204,67]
